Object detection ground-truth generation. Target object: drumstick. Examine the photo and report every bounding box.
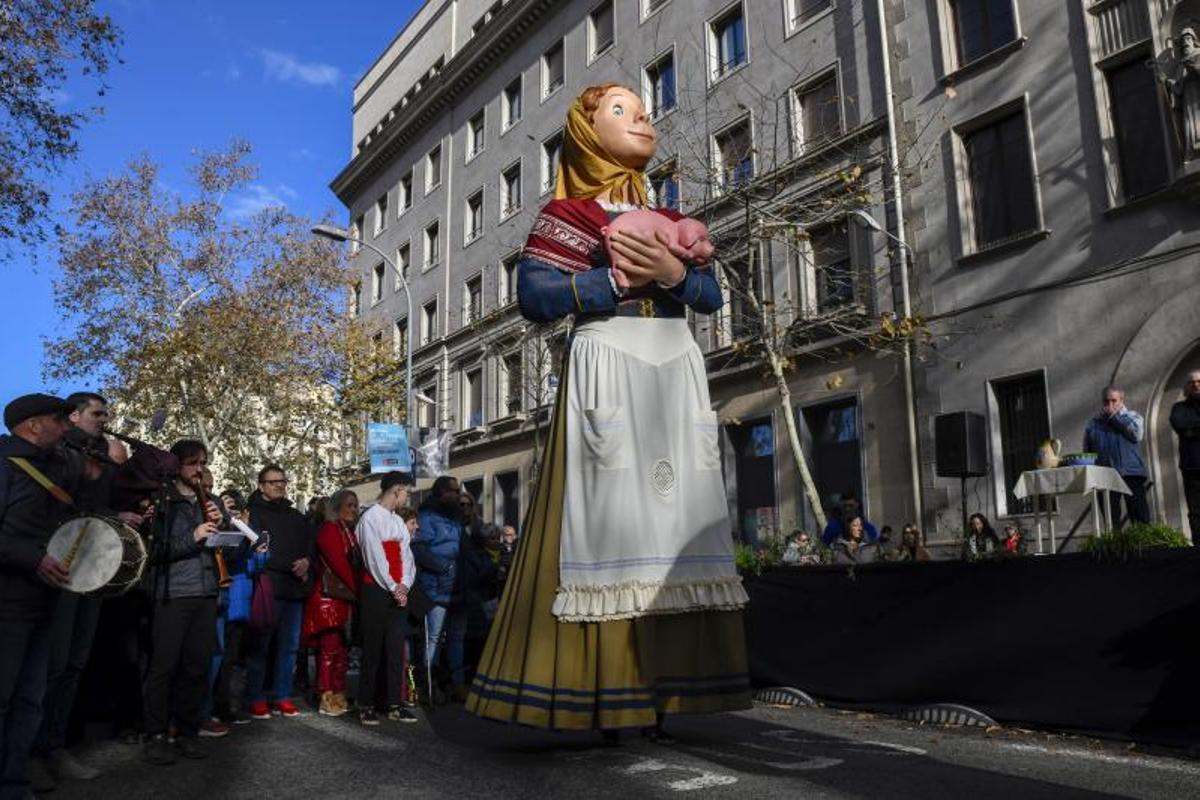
[61,518,95,572]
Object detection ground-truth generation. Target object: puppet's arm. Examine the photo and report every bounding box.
[517,257,619,323]
[663,266,723,314]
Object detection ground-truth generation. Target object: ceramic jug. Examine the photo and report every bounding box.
[1036,438,1062,469]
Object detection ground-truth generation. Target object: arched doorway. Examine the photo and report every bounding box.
[1149,339,1200,541]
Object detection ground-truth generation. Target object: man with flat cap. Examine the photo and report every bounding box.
[0,393,74,800]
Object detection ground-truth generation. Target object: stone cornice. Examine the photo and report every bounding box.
[330,0,559,205]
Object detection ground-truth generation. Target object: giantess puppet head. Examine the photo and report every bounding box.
[555,83,657,204]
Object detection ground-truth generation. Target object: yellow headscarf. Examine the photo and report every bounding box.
[554,90,648,205]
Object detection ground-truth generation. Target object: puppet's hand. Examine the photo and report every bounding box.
[610,229,686,288]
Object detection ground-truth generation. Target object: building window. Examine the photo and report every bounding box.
[1105,57,1170,201]
[808,222,852,310]
[714,118,754,191]
[723,248,762,339]
[394,317,408,358]
[643,0,670,18]
[541,131,562,194]
[426,144,442,192]
[374,193,388,236]
[399,171,413,213]
[465,190,484,244]
[501,351,523,415]
[351,283,362,318]
[542,40,564,98]
[502,77,522,130]
[798,396,864,528]
[726,416,777,543]
[463,274,483,325]
[499,252,520,306]
[644,50,676,119]
[709,4,748,81]
[494,470,520,528]
[648,161,680,210]
[421,298,438,345]
[418,380,437,428]
[991,371,1050,516]
[793,71,841,154]
[949,0,1017,67]
[371,262,386,304]
[501,162,522,217]
[424,221,440,267]
[589,1,615,61]
[394,242,410,291]
[464,367,484,428]
[351,214,364,254]
[960,107,1038,251]
[467,111,485,160]
[789,0,831,30]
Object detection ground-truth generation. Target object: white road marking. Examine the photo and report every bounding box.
[668,773,739,791]
[860,740,928,756]
[1001,742,1200,775]
[295,714,408,751]
[690,743,843,772]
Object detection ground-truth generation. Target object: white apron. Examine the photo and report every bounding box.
[553,316,748,622]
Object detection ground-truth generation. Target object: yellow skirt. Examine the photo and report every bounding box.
[466,349,751,730]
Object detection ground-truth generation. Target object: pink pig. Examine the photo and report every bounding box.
[601,210,714,290]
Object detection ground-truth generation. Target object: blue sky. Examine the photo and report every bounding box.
[0,0,421,404]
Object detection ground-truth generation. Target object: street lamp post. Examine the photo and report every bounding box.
[849,208,923,529]
[312,224,415,434]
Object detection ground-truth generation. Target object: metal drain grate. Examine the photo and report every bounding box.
[901,703,997,728]
[753,687,817,707]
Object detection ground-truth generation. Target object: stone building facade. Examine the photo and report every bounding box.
[330,0,1200,547]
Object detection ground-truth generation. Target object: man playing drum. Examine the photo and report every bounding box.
[0,393,74,800]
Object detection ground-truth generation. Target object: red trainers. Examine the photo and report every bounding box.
[274,700,300,718]
[249,701,271,720]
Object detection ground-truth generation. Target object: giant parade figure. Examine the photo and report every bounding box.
[466,83,750,742]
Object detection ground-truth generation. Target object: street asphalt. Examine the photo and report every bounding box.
[49,703,1200,799]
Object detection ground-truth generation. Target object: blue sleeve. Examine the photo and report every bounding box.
[1082,421,1094,453]
[517,257,617,323]
[665,267,723,314]
[821,521,840,546]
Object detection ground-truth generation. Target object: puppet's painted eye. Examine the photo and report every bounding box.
[612,105,625,117]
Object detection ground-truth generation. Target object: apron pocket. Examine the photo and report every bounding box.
[695,410,722,471]
[583,406,630,470]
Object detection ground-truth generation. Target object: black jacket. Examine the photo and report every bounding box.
[0,435,71,621]
[148,482,222,601]
[248,490,315,600]
[59,427,115,514]
[1170,396,1200,472]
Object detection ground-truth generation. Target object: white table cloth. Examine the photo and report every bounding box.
[1013,466,1131,554]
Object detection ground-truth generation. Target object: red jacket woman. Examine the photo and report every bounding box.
[303,490,360,715]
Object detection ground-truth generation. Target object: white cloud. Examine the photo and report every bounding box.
[259,49,340,88]
[288,147,317,161]
[227,184,298,219]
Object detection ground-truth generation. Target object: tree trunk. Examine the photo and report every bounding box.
[769,352,827,532]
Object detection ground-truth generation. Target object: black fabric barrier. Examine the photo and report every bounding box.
[743,550,1200,745]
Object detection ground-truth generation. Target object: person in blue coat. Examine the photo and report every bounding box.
[412,476,464,688]
[1083,385,1149,525]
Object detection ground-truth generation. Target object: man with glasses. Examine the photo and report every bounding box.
[1084,385,1150,526]
[245,465,315,719]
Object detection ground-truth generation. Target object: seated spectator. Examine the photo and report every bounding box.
[895,524,931,562]
[821,492,879,546]
[964,513,1001,559]
[831,517,878,564]
[1002,524,1025,554]
[781,530,821,565]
